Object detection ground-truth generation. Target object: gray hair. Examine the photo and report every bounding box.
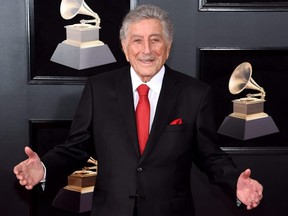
[119,4,174,43]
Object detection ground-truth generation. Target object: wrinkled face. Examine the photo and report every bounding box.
[121,19,172,82]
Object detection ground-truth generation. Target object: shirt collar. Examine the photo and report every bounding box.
[130,66,165,95]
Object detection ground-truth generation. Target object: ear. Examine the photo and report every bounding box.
[121,40,130,62]
[166,42,172,60]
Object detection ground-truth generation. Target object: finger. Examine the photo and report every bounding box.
[14,161,28,175]
[253,200,260,207]
[13,165,21,175]
[25,185,33,190]
[256,183,264,195]
[24,174,37,190]
[247,199,257,210]
[255,192,263,202]
[15,173,24,181]
[248,195,262,210]
[19,179,28,186]
[19,177,34,189]
[259,193,263,199]
[253,182,263,200]
[247,203,253,210]
[253,197,259,203]
[251,200,260,209]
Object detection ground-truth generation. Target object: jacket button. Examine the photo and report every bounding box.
[137,167,143,172]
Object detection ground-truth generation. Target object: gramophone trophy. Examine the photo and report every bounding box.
[50,0,116,70]
[52,157,97,213]
[65,157,97,192]
[218,62,279,140]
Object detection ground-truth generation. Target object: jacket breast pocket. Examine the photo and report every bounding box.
[165,124,192,132]
[156,124,194,154]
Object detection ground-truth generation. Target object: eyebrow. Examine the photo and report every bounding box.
[130,33,163,38]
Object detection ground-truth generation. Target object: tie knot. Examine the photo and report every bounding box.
[137,84,149,96]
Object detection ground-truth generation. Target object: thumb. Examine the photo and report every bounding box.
[240,168,251,180]
[24,146,37,159]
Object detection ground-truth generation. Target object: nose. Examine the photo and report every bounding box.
[142,40,152,54]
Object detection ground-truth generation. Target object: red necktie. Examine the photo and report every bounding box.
[136,84,150,154]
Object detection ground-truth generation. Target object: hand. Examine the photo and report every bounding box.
[13,146,44,190]
[236,168,263,210]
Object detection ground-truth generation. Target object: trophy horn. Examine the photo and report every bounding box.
[228,62,265,99]
[60,0,100,26]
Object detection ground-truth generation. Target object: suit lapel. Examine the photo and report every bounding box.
[140,67,182,160]
[113,66,182,160]
[114,67,141,157]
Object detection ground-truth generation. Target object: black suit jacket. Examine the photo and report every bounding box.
[42,66,240,216]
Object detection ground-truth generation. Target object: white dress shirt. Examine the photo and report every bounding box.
[130,65,165,131]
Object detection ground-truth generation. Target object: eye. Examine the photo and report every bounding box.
[151,37,161,43]
[132,38,142,43]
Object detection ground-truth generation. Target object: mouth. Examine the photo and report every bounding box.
[140,59,154,64]
[139,56,155,64]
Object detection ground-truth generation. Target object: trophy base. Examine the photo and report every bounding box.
[50,43,116,70]
[52,187,93,213]
[218,115,279,140]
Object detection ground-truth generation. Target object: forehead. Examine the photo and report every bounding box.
[127,19,164,36]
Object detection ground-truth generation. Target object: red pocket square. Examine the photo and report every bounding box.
[170,118,182,125]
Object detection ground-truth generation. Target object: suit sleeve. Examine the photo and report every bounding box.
[192,86,241,200]
[41,79,95,184]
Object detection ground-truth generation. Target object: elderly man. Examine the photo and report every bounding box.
[14,4,263,216]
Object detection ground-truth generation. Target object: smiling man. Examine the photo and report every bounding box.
[14,4,263,216]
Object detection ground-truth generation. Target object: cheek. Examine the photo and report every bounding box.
[154,45,169,57]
